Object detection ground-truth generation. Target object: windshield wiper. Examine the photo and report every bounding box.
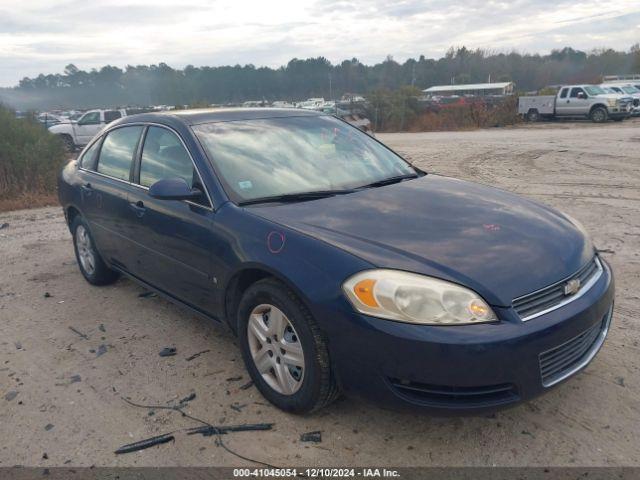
[238,189,356,206]
[355,173,419,190]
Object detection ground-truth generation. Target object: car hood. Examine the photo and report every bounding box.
[248,175,594,306]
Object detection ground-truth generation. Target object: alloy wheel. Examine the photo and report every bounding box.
[247,304,305,395]
[75,225,96,275]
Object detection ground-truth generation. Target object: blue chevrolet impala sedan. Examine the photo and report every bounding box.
[58,109,614,413]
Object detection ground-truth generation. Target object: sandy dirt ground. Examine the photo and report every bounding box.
[1,120,639,468]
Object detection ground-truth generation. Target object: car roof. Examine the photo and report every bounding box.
[121,108,325,127]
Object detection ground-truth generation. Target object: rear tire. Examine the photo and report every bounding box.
[526,109,540,122]
[71,216,119,286]
[590,107,608,123]
[237,278,340,413]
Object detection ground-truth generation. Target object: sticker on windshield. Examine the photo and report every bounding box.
[238,180,253,190]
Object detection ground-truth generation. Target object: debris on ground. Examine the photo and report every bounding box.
[43,292,52,298]
[0,223,8,230]
[70,375,82,384]
[615,376,625,387]
[226,375,243,382]
[96,344,108,357]
[179,393,196,405]
[68,326,89,340]
[300,431,322,443]
[5,391,18,401]
[14,342,22,350]
[138,291,157,298]
[185,350,210,361]
[42,453,48,460]
[114,433,175,455]
[44,424,54,431]
[230,403,247,412]
[187,423,274,437]
[159,347,177,357]
[239,381,254,390]
[98,324,106,333]
[120,395,276,466]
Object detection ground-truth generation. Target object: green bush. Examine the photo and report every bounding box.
[0,104,66,200]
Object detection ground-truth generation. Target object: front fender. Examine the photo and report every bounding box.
[214,203,373,333]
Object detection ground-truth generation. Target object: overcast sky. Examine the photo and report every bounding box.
[1,0,639,87]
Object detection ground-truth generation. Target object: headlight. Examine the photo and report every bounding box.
[342,270,497,325]
[607,98,618,107]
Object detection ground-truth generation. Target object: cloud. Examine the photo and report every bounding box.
[0,0,638,86]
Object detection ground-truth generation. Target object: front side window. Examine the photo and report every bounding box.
[96,126,143,181]
[79,112,100,125]
[139,127,195,188]
[193,115,415,204]
[570,87,585,98]
[104,111,121,123]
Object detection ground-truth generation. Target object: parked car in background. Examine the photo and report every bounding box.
[58,108,614,414]
[519,85,631,122]
[37,112,64,128]
[48,109,127,150]
[600,84,640,116]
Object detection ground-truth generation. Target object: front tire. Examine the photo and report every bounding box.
[71,216,119,286]
[590,107,608,123]
[237,278,340,413]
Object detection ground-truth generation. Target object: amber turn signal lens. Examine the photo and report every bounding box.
[468,299,489,317]
[353,279,379,308]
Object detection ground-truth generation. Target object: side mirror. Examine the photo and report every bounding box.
[577,92,586,99]
[148,177,203,201]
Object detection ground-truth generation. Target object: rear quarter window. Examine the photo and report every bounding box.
[79,139,101,171]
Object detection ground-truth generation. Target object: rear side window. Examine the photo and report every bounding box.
[104,111,121,123]
[139,127,195,188]
[559,88,568,98]
[79,139,101,171]
[97,126,143,181]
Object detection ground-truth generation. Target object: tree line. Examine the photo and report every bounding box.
[2,46,639,110]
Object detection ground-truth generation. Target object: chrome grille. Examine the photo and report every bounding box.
[513,257,602,321]
[539,306,612,387]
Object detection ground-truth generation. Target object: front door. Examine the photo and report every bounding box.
[126,126,218,314]
[564,87,590,115]
[75,111,104,145]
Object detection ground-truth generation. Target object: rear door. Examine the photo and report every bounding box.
[554,87,571,115]
[79,125,144,269]
[126,125,218,314]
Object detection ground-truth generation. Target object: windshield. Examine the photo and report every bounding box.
[584,86,606,95]
[193,115,416,203]
[622,86,639,94]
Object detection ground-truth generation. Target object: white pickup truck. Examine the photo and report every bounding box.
[48,109,127,150]
[518,85,632,123]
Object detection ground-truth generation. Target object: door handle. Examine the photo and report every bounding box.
[129,200,146,218]
[80,183,93,196]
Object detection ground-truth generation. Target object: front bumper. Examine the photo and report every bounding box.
[323,259,614,414]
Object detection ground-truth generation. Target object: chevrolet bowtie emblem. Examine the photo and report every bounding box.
[563,278,581,296]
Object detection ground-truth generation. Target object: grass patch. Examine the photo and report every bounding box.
[0,104,67,209]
